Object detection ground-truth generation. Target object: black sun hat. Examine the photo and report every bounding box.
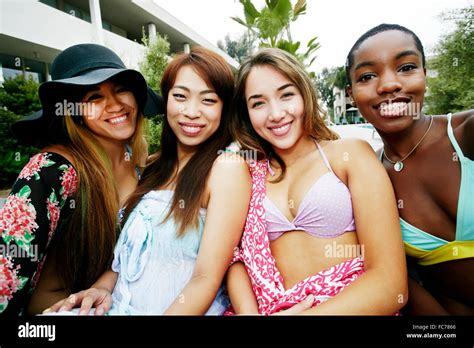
[11,43,164,144]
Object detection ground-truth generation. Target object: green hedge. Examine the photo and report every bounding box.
[0,75,41,189]
[0,108,39,189]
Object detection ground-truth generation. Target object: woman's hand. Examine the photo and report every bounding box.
[43,288,112,316]
[271,295,315,315]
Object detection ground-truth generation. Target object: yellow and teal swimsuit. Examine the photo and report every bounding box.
[382,114,474,265]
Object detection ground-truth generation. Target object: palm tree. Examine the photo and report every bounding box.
[231,0,320,70]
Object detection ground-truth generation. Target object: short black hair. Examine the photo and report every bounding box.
[345,24,426,85]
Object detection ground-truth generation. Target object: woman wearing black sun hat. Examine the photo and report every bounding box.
[0,43,164,316]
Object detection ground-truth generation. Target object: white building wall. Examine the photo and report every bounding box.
[2,1,146,69]
[2,1,95,50]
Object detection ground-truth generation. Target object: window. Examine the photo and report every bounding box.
[39,0,58,9]
[63,3,91,23]
[102,20,112,31]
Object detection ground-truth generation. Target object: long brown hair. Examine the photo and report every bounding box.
[230,48,338,182]
[123,46,234,236]
[52,90,147,293]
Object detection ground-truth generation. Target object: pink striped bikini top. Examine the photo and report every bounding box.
[264,141,356,241]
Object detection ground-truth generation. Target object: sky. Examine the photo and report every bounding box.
[153,0,472,72]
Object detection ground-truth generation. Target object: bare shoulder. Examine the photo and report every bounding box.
[452,110,474,157]
[42,144,75,166]
[452,109,474,124]
[322,137,376,160]
[209,152,251,185]
[198,153,251,207]
[447,109,473,131]
[319,138,378,183]
[213,151,250,167]
[452,109,474,132]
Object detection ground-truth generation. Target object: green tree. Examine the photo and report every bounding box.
[218,33,255,63]
[144,117,163,155]
[232,0,320,73]
[316,66,346,116]
[333,67,347,90]
[139,30,170,153]
[0,109,39,189]
[139,30,170,94]
[0,75,42,116]
[0,75,41,188]
[425,6,474,114]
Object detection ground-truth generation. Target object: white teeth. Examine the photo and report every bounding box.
[271,123,291,134]
[275,125,289,132]
[182,125,202,133]
[109,115,127,124]
[380,102,408,116]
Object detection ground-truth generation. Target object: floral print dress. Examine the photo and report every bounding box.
[0,152,78,316]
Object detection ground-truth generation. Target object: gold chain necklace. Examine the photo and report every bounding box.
[383,115,434,172]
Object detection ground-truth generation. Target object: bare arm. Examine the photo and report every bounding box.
[91,269,118,293]
[405,277,449,315]
[45,270,117,315]
[226,262,259,314]
[164,154,251,315]
[226,261,314,315]
[301,139,408,315]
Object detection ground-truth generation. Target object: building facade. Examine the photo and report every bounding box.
[332,86,366,125]
[0,0,239,84]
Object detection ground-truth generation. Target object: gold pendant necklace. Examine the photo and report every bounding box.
[383,115,434,172]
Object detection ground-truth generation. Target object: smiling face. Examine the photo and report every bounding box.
[348,30,426,134]
[81,80,138,143]
[245,65,305,150]
[167,65,223,149]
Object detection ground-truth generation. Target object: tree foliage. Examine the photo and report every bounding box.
[139,30,170,95]
[232,0,320,73]
[0,75,42,116]
[425,6,474,114]
[144,117,163,155]
[316,66,345,112]
[139,30,171,154]
[217,33,255,63]
[0,75,41,188]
